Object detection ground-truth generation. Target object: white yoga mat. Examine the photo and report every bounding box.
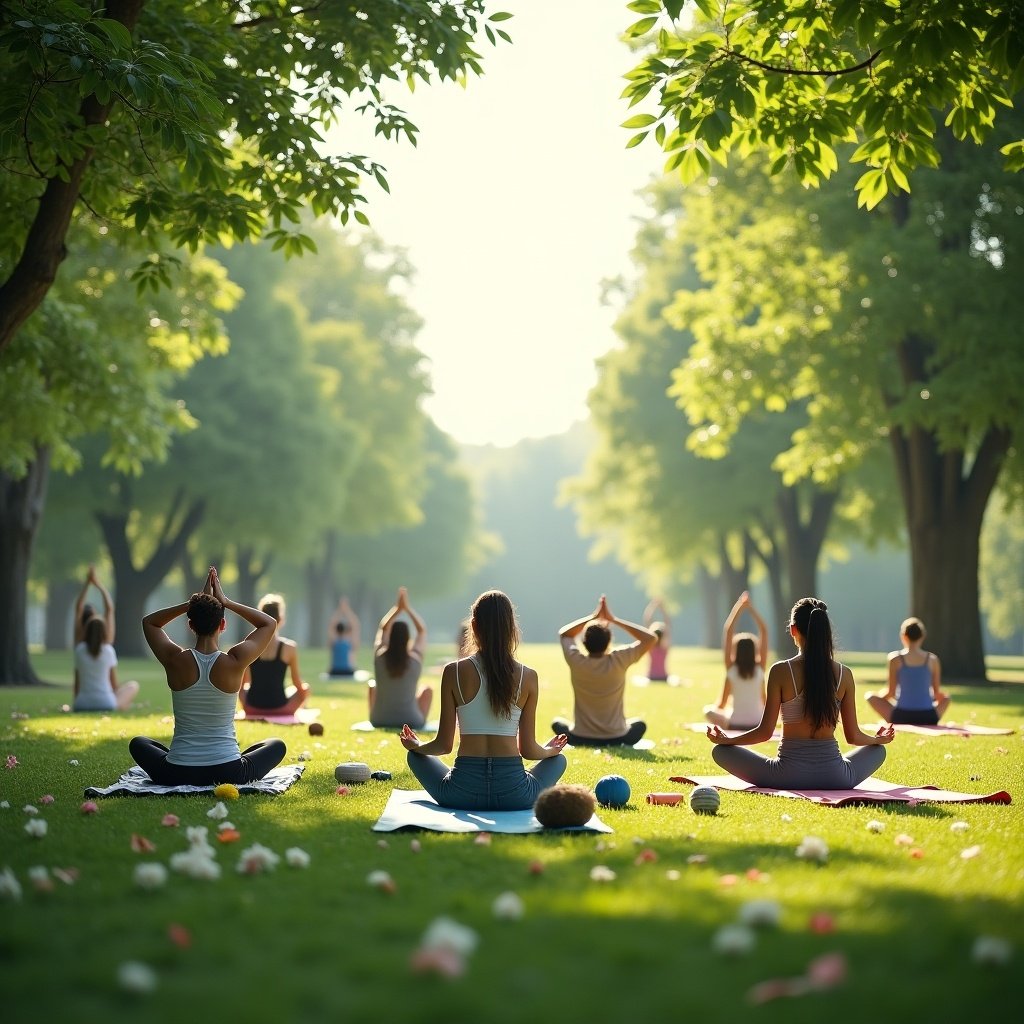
[372,787,614,833]
[84,764,306,799]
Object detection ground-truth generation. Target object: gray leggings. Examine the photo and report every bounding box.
[712,738,886,789]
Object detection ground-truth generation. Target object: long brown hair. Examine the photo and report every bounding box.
[383,620,411,677]
[791,597,838,731]
[734,633,756,678]
[469,590,520,718]
[84,616,106,658]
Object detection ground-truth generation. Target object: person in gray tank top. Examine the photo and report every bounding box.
[706,598,894,789]
[369,586,432,728]
[129,567,287,786]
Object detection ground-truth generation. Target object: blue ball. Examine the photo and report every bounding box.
[595,774,631,808]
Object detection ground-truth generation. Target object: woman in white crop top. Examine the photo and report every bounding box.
[399,590,568,810]
[705,597,893,789]
[129,567,287,786]
[705,591,768,729]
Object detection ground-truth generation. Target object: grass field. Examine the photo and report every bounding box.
[1,643,1021,1024]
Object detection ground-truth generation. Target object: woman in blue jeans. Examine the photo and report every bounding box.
[707,597,894,789]
[400,590,567,810]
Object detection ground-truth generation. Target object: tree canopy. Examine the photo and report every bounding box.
[0,0,511,350]
[622,0,1024,207]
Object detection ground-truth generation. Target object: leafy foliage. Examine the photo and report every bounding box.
[622,0,1024,207]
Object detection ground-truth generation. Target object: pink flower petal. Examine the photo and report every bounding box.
[474,832,492,846]
[336,785,351,796]
[5,754,18,769]
[130,834,157,853]
[528,860,545,875]
[161,814,180,828]
[39,795,54,805]
[167,924,192,949]
[809,912,835,934]
[807,952,848,989]
[719,873,738,886]
[52,867,78,885]
[634,848,658,865]
[80,801,99,815]
[410,945,466,978]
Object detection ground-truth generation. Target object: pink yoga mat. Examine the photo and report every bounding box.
[884,722,1015,737]
[665,774,1012,806]
[235,708,321,726]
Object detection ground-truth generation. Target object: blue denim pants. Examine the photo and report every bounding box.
[406,753,567,811]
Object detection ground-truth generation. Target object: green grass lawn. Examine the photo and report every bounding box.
[1,643,1021,1024]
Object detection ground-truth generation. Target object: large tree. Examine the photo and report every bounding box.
[666,142,1024,680]
[0,0,510,683]
[622,0,1024,206]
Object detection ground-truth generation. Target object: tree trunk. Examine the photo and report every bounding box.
[750,528,788,659]
[776,485,839,608]
[96,494,206,657]
[890,418,1010,682]
[0,0,146,353]
[717,532,750,602]
[45,577,79,651]
[696,564,721,648]
[306,530,336,646]
[0,450,51,685]
[235,545,271,642]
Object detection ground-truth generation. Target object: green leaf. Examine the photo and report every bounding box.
[628,16,659,37]
[626,130,649,149]
[488,12,514,22]
[622,113,657,129]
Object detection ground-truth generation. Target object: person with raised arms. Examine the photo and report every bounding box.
[704,591,769,730]
[130,567,286,785]
[369,586,432,729]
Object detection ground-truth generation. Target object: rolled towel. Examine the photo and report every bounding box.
[334,761,371,784]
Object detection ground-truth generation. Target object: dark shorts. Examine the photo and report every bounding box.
[891,706,939,725]
[328,667,356,677]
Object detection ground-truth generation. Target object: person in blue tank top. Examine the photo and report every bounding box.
[129,567,287,785]
[707,597,894,789]
[399,590,568,810]
[327,596,360,676]
[867,617,949,726]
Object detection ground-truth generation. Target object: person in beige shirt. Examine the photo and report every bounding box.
[553,595,657,746]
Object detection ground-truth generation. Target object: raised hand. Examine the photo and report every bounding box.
[874,723,895,744]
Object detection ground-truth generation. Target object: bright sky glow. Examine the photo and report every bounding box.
[324,0,657,447]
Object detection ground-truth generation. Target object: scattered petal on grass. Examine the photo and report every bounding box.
[528,860,544,875]
[296,750,312,761]
[634,848,658,865]
[961,845,983,860]
[131,834,157,854]
[687,853,708,865]
[39,795,54,805]
[167,924,191,949]
[28,866,54,892]
[739,900,781,928]
[950,821,970,834]
[206,802,229,821]
[410,839,422,854]
[377,839,389,849]
[780,813,792,822]
[216,829,241,844]
[866,820,885,833]
[795,836,828,862]
[169,849,220,880]
[0,867,23,901]
[720,874,738,887]
[665,869,681,881]
[0,800,9,809]
[474,832,492,846]
[237,844,280,875]
[133,863,169,890]
[809,912,835,934]
[52,867,78,885]
[335,785,351,796]
[713,924,756,956]
[161,814,180,828]
[68,759,79,766]
[80,801,99,815]
[218,821,235,831]
[492,891,525,920]
[285,847,311,868]
[747,952,847,1004]
[367,870,396,893]
[910,848,925,859]
[410,944,466,978]
[5,754,17,769]
[421,916,479,957]
[24,818,47,838]
[972,936,1013,966]
[894,833,914,846]
[745,868,767,882]
[117,961,157,994]
[213,783,239,801]
[589,865,616,882]
[23,804,38,816]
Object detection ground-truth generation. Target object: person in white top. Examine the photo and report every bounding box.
[399,590,567,810]
[705,591,769,730]
[72,566,138,711]
[129,567,286,786]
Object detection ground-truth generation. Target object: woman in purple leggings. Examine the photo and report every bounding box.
[707,597,894,789]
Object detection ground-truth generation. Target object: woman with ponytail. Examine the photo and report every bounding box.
[399,590,568,810]
[706,597,893,788]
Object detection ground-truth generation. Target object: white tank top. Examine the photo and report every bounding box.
[727,663,765,723]
[454,656,523,737]
[167,650,240,765]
